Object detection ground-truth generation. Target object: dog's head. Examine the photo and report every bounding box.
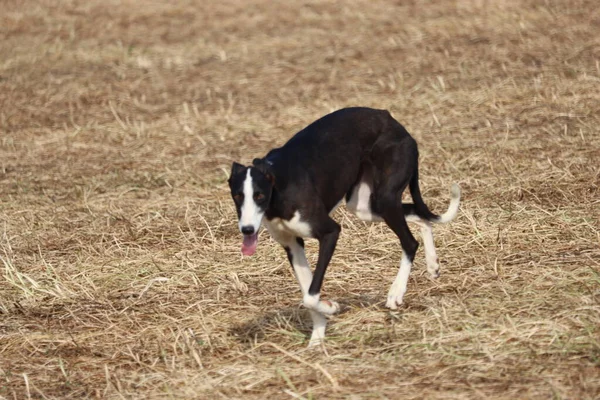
[228,159,275,256]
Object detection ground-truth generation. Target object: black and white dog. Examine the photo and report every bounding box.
[228,107,460,346]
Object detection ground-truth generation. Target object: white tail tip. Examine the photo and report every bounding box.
[436,183,461,223]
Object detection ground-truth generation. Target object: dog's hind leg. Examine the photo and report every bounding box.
[383,210,418,309]
[405,210,440,278]
[348,173,441,278]
[373,179,419,310]
[418,221,439,278]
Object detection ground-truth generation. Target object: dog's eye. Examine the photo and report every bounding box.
[254,193,265,201]
[233,194,243,202]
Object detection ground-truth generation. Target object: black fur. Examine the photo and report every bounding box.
[230,107,442,297]
[228,163,273,223]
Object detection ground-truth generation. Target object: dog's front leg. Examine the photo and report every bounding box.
[303,219,341,317]
[284,238,329,347]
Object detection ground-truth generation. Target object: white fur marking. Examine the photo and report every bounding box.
[406,216,440,278]
[285,211,312,237]
[287,241,312,294]
[239,169,264,232]
[308,311,327,347]
[262,229,335,347]
[420,222,440,277]
[386,252,412,310]
[289,245,334,346]
[346,180,383,222]
[268,211,312,238]
[303,293,339,315]
[436,183,461,223]
[303,293,320,309]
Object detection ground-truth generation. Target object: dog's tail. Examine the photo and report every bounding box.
[406,170,461,224]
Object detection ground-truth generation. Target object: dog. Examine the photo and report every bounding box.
[228,107,460,346]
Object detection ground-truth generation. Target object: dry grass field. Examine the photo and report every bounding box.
[1,0,599,398]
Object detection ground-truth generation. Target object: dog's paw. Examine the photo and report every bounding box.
[303,294,339,315]
[427,258,440,278]
[319,299,340,315]
[307,335,323,348]
[428,265,440,279]
[385,295,404,310]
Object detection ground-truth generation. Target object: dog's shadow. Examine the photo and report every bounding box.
[228,293,384,344]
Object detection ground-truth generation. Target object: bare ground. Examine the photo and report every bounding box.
[1,0,599,399]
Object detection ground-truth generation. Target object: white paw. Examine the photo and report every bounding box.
[307,335,323,348]
[303,294,340,315]
[303,294,320,310]
[427,261,440,278]
[386,294,404,310]
[318,299,340,315]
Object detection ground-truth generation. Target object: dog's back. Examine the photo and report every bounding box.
[262,107,409,212]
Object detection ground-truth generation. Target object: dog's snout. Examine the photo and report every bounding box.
[241,226,255,235]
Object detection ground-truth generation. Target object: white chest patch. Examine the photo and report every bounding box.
[268,211,312,238]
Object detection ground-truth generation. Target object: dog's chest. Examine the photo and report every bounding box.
[265,211,312,238]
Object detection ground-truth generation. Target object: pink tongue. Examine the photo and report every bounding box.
[241,233,258,256]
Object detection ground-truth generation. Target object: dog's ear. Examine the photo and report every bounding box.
[252,158,275,186]
[229,162,246,181]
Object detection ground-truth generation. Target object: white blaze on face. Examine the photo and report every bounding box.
[239,169,264,231]
[238,169,264,256]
